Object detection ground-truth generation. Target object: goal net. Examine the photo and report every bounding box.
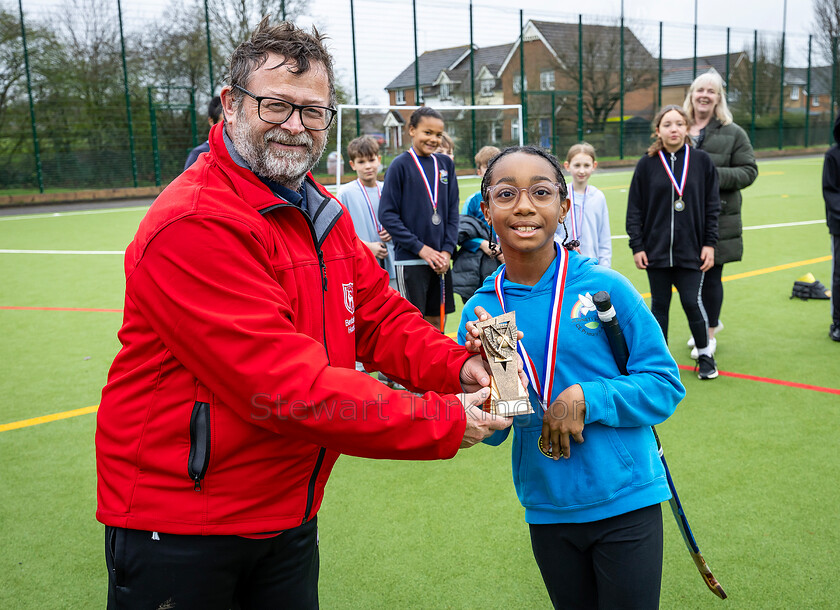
[331,103,524,191]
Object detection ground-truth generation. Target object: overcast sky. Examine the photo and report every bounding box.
[289,0,818,106]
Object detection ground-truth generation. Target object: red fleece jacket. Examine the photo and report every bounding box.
[96,124,469,535]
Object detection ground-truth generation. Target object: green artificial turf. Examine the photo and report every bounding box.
[1,157,838,608]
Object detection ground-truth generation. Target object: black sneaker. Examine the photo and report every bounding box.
[831,324,840,342]
[696,354,718,380]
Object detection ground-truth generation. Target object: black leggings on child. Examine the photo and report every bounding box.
[530,504,663,610]
[646,267,709,349]
[701,264,723,328]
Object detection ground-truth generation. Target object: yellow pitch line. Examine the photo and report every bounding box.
[638,255,831,298]
[0,405,98,432]
[2,253,832,433]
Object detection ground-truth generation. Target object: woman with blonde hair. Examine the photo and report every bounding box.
[683,70,757,358]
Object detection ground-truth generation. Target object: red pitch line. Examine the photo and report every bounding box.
[0,305,122,313]
[677,364,840,395]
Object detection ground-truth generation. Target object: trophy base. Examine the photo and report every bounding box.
[491,397,534,417]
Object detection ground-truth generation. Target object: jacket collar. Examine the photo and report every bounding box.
[209,122,343,246]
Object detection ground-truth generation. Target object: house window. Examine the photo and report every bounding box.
[492,122,502,143]
[813,95,820,107]
[480,78,494,96]
[440,82,450,100]
[790,85,800,101]
[540,70,555,91]
[512,74,528,94]
[395,89,406,105]
[511,119,520,141]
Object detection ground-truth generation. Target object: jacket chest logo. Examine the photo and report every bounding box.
[342,283,355,314]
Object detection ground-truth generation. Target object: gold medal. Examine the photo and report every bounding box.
[674,198,685,212]
[537,436,553,458]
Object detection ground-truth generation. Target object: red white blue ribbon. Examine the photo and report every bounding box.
[492,245,568,411]
[657,145,690,200]
[356,179,382,231]
[568,186,588,241]
[407,147,439,216]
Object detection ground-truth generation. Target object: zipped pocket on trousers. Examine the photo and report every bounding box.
[188,401,211,491]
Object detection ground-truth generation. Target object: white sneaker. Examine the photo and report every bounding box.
[687,321,724,348]
[690,336,716,360]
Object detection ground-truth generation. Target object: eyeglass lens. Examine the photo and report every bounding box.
[489,183,560,208]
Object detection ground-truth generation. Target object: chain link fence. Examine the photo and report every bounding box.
[1,0,832,192]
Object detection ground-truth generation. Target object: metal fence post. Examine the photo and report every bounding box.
[693,23,697,80]
[520,10,526,142]
[18,0,44,193]
[805,35,812,148]
[657,21,663,109]
[350,0,360,135]
[469,1,476,165]
[778,32,785,149]
[117,0,138,187]
[148,87,161,187]
[725,27,730,89]
[550,91,557,155]
[189,88,198,147]
[413,0,420,104]
[751,30,757,146]
[619,16,624,159]
[833,37,838,144]
[577,15,583,141]
[204,0,214,96]
[281,0,286,21]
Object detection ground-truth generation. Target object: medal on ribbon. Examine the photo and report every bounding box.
[356,179,382,232]
[493,245,569,456]
[407,147,441,225]
[658,146,690,212]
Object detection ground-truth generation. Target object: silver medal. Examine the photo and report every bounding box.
[431,212,442,225]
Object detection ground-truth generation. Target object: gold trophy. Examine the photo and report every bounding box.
[475,312,533,417]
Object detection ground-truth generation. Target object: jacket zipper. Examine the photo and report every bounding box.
[669,152,676,268]
[188,401,211,491]
[261,194,332,523]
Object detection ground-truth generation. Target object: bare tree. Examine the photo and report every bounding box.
[814,0,840,63]
[209,0,308,56]
[729,38,783,120]
[552,22,657,132]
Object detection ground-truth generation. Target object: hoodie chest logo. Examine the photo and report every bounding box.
[570,292,601,334]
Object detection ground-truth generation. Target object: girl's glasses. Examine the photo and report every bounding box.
[485,182,565,209]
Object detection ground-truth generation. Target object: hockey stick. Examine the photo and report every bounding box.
[592,290,727,600]
[439,272,446,333]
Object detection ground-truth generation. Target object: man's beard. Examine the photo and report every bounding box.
[231,109,327,190]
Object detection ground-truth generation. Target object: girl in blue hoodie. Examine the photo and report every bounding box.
[458,146,685,609]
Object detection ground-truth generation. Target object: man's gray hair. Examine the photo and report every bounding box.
[228,16,336,108]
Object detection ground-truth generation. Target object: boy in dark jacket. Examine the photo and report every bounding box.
[822,112,840,341]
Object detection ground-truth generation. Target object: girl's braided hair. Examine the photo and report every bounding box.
[480,146,578,250]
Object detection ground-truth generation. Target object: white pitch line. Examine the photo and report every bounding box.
[0,206,149,222]
[610,219,825,241]
[743,219,824,231]
[0,249,124,255]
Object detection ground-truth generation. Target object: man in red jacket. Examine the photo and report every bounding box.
[96,17,510,609]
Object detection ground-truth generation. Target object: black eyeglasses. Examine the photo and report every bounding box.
[233,84,337,131]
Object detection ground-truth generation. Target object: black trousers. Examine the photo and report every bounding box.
[105,518,319,610]
[832,234,840,325]
[646,267,709,349]
[700,264,724,328]
[529,504,663,610]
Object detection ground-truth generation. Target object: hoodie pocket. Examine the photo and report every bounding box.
[188,401,211,491]
[518,424,634,509]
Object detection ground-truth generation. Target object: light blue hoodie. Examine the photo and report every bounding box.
[457,250,685,524]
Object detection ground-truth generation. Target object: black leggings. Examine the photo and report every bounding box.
[646,267,709,349]
[530,504,663,610]
[701,264,724,328]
